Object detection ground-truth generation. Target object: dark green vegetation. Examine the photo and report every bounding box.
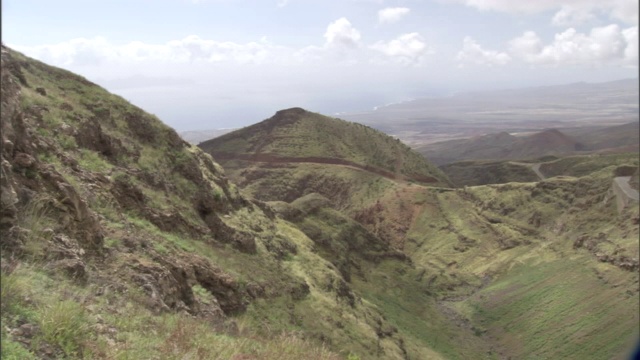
[2,46,639,360]
[440,160,540,187]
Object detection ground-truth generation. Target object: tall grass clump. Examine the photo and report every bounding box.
[37,300,90,357]
[15,195,54,261]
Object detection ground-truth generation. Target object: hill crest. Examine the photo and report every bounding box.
[200,108,450,186]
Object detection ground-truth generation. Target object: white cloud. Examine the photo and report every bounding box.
[324,18,361,48]
[456,37,511,66]
[370,33,430,65]
[622,26,638,66]
[551,5,595,27]
[508,25,637,67]
[444,0,638,25]
[507,31,543,63]
[378,7,411,24]
[14,35,292,67]
[13,19,367,71]
[609,0,639,25]
[276,0,289,7]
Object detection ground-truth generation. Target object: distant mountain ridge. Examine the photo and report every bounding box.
[419,123,638,165]
[341,78,639,148]
[180,128,235,144]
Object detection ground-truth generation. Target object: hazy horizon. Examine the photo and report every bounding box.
[3,0,638,131]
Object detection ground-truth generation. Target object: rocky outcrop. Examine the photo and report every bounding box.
[74,121,134,163]
[1,48,103,257]
[574,233,639,271]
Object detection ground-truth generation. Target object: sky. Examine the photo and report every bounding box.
[3,0,639,131]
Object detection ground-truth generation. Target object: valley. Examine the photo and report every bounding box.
[1,46,639,360]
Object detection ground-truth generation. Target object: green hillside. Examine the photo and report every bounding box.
[2,46,638,360]
[0,47,448,360]
[200,107,450,186]
[203,101,639,359]
[440,160,540,186]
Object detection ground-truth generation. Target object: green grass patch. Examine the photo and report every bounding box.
[465,259,639,359]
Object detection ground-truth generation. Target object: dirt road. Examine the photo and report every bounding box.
[211,152,440,184]
[614,176,639,201]
[509,162,546,180]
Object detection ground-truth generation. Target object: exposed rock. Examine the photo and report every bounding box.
[173,153,205,186]
[74,121,130,162]
[144,208,207,238]
[53,258,87,282]
[329,277,356,307]
[199,211,257,254]
[574,233,639,271]
[189,256,248,315]
[129,259,193,314]
[39,166,104,252]
[111,176,146,210]
[13,152,36,168]
[289,279,310,301]
[59,102,73,111]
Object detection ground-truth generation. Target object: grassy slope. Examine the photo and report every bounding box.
[460,258,638,359]
[198,84,639,359]
[0,47,343,359]
[539,153,639,178]
[405,170,639,359]
[1,48,458,360]
[270,194,493,359]
[6,47,636,360]
[210,108,639,358]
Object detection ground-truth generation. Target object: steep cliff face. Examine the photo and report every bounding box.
[0,45,267,352]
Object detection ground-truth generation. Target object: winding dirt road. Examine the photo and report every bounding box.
[508,161,546,180]
[614,176,639,201]
[211,152,441,184]
[530,163,546,180]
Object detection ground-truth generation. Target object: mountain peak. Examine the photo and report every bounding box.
[200,108,450,186]
[274,107,308,116]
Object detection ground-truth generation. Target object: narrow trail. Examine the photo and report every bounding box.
[510,161,639,206]
[530,163,546,180]
[613,176,640,201]
[508,161,546,180]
